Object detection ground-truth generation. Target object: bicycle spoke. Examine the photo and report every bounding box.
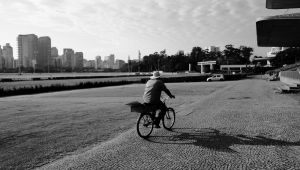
[163,108,175,130]
[137,114,153,138]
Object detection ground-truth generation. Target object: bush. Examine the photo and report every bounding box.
[0,80,137,98]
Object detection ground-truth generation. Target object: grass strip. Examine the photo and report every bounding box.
[0,80,138,98]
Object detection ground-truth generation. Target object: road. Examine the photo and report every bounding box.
[38,77,300,170]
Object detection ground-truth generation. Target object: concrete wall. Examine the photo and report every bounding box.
[280,71,300,85]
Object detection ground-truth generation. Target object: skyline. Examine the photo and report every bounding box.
[1,0,300,61]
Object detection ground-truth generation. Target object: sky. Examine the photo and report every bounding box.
[1,0,300,61]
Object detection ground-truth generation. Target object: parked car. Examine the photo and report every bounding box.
[207,74,225,81]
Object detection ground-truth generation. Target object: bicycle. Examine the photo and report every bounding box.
[126,97,176,138]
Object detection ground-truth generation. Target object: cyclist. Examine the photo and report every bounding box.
[143,71,175,128]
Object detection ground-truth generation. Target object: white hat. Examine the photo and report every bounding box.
[150,71,162,79]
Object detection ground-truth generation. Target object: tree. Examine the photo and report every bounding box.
[175,63,184,71]
[272,48,300,67]
[223,44,251,65]
[239,45,254,65]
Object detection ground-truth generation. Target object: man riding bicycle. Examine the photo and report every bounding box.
[143,71,175,128]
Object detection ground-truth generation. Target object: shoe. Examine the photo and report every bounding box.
[154,124,161,128]
[153,120,161,128]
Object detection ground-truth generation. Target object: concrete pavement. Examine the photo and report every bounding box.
[38,77,300,170]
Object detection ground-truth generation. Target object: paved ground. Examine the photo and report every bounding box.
[37,77,300,170]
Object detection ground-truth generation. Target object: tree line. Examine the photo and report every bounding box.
[120,44,254,72]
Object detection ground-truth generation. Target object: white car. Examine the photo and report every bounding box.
[207,74,225,81]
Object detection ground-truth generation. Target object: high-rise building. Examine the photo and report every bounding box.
[13,59,18,68]
[138,50,141,61]
[86,60,95,68]
[51,47,58,66]
[104,54,115,68]
[91,60,95,68]
[95,55,102,69]
[75,52,83,71]
[0,45,2,69]
[62,48,72,67]
[17,34,38,68]
[83,59,88,67]
[2,43,14,69]
[65,49,75,69]
[115,59,125,69]
[38,36,51,69]
[56,55,63,68]
[204,46,220,52]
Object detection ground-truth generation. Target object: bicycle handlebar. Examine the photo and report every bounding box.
[162,96,172,103]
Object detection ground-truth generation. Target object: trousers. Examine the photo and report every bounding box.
[154,101,168,122]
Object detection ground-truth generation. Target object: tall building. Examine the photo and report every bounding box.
[38,36,51,69]
[86,60,95,68]
[56,55,63,68]
[13,59,18,68]
[95,55,102,69]
[83,59,88,67]
[51,47,58,66]
[0,45,2,69]
[177,50,184,55]
[138,50,141,61]
[75,52,83,71]
[104,54,115,68]
[115,59,125,69]
[62,48,72,67]
[204,46,220,52]
[2,43,14,69]
[17,34,38,68]
[64,48,75,69]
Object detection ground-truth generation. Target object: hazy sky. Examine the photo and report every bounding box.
[1,0,299,61]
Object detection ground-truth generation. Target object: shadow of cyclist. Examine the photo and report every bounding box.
[147,128,300,153]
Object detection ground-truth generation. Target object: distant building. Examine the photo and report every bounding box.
[0,45,2,69]
[83,59,88,67]
[138,50,141,61]
[56,55,63,68]
[205,46,220,52]
[104,54,115,68]
[2,43,14,69]
[91,60,95,68]
[177,50,184,55]
[17,34,38,68]
[64,49,75,69]
[38,36,51,69]
[267,47,289,58]
[63,48,72,67]
[102,60,110,68]
[86,60,95,68]
[75,52,83,71]
[115,59,125,69]
[95,55,102,69]
[13,59,18,68]
[51,47,58,66]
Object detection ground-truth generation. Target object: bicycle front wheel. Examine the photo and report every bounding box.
[163,108,175,130]
[137,113,154,138]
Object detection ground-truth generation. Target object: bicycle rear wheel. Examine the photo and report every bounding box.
[137,113,154,138]
[163,108,175,130]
